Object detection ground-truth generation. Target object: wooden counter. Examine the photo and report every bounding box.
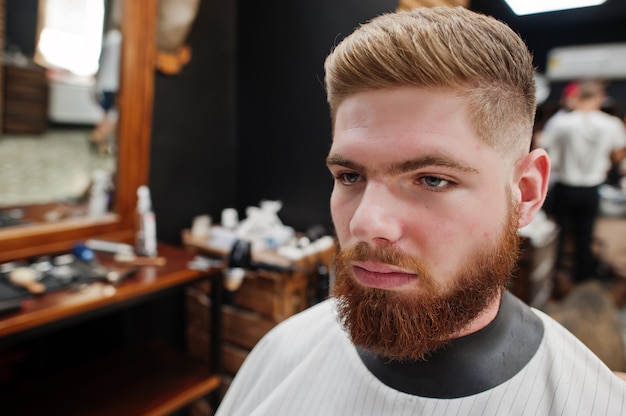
[0,242,224,415]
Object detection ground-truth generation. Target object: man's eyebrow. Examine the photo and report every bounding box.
[326,154,478,174]
[326,155,365,172]
[388,156,479,175]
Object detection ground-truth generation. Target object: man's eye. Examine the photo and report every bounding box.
[338,172,361,185]
[421,176,450,189]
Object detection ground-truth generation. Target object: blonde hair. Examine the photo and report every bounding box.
[324,7,536,157]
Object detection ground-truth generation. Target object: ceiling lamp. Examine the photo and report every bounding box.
[504,0,607,16]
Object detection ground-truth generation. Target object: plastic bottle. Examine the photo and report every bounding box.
[135,185,157,257]
[87,169,110,218]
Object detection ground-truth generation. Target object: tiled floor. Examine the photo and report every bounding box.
[0,128,115,206]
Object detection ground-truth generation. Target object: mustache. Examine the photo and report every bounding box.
[336,242,431,277]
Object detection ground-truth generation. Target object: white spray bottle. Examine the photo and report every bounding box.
[135,185,157,257]
[87,169,110,218]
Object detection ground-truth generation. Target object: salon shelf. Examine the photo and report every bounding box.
[2,341,221,415]
[0,242,224,415]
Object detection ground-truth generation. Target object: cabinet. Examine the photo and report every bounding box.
[182,231,334,394]
[0,242,223,415]
[3,64,49,134]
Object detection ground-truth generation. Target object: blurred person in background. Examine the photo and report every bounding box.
[540,80,626,285]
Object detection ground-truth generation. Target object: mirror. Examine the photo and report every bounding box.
[0,0,156,262]
[1,0,118,227]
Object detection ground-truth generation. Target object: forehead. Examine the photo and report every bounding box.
[331,87,488,165]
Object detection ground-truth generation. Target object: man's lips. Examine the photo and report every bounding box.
[352,262,418,290]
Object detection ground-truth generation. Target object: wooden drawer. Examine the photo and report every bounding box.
[187,326,211,359]
[186,324,248,376]
[222,342,248,375]
[185,285,211,332]
[222,305,276,350]
[185,282,276,372]
[3,64,49,134]
[233,270,308,321]
[4,65,48,86]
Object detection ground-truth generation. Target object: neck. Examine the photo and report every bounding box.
[453,291,501,339]
[576,98,602,112]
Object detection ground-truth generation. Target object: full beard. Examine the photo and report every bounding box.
[331,204,521,361]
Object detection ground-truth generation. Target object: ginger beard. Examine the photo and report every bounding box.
[331,202,521,361]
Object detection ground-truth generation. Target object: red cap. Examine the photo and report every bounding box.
[562,81,580,99]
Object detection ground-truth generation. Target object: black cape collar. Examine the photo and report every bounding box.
[357,291,544,398]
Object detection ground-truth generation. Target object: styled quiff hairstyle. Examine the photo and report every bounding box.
[324,7,536,157]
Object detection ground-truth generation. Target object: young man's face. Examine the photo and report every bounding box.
[326,87,522,359]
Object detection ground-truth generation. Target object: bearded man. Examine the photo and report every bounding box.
[216,7,626,415]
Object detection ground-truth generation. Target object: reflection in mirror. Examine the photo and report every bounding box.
[0,0,155,263]
[0,0,119,229]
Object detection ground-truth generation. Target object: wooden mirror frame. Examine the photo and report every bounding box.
[0,1,156,262]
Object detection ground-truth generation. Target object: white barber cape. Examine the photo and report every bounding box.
[216,298,626,415]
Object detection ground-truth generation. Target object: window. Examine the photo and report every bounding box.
[34,0,105,76]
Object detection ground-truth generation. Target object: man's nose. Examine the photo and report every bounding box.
[349,182,403,245]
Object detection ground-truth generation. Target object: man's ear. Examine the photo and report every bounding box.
[515,148,551,228]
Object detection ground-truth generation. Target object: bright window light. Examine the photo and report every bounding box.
[35,0,105,76]
[504,0,607,16]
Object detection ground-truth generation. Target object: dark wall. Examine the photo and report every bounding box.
[235,0,397,234]
[5,0,38,56]
[149,0,237,244]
